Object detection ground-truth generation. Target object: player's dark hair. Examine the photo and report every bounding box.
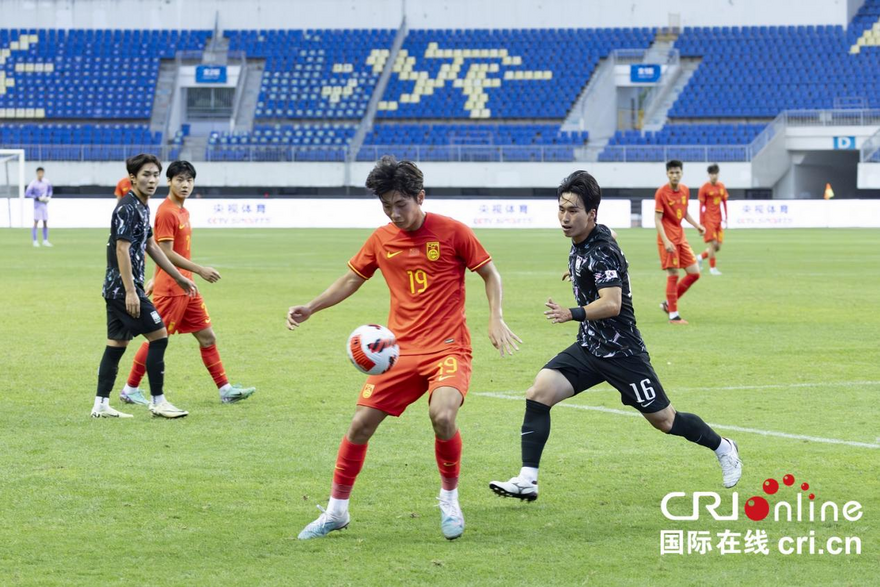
[707,163,720,174]
[36,167,44,172]
[166,160,197,180]
[365,155,424,199]
[666,159,683,171]
[126,153,162,177]
[557,170,601,214]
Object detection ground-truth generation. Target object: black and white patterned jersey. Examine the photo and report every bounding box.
[569,224,646,358]
[102,192,153,299]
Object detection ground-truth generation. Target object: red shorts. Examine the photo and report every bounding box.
[357,349,473,417]
[657,240,697,270]
[704,221,724,243]
[153,294,212,335]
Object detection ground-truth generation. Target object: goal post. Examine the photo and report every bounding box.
[0,149,26,228]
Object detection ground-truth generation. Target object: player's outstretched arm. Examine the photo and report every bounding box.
[287,269,366,331]
[157,240,221,283]
[475,261,521,357]
[146,239,197,296]
[544,288,622,324]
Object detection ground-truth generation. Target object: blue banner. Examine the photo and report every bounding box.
[833,136,856,150]
[630,64,661,83]
[196,65,227,84]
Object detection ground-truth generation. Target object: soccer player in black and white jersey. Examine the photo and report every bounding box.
[489,171,742,500]
[91,154,197,419]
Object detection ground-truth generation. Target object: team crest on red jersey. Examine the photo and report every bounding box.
[426,242,440,261]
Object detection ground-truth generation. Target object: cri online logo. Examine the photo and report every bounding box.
[662,473,863,523]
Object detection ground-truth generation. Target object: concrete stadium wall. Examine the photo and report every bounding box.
[0,0,856,30]
[16,161,755,190]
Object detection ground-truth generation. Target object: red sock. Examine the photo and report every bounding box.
[435,430,462,490]
[666,275,679,313]
[709,257,717,268]
[199,344,229,388]
[331,437,369,499]
[677,273,700,298]
[126,341,150,387]
[701,251,709,259]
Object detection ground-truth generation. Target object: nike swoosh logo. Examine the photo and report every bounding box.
[179,224,185,229]
[386,251,402,258]
[641,400,655,408]
[521,431,535,436]
[438,375,455,381]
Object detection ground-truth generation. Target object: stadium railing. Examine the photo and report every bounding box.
[783,109,880,127]
[860,128,880,162]
[12,145,171,162]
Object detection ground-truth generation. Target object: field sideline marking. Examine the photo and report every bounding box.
[475,392,880,449]
[555,380,880,393]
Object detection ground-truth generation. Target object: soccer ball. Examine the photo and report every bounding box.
[346,324,399,375]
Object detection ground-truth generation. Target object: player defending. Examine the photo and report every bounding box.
[91,154,196,419]
[656,160,705,324]
[119,161,255,405]
[697,164,727,276]
[26,167,53,247]
[489,171,741,502]
[288,156,521,541]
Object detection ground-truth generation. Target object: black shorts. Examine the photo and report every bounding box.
[543,343,670,414]
[105,296,165,341]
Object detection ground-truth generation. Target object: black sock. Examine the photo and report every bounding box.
[146,337,168,398]
[521,399,552,468]
[668,412,722,450]
[96,346,127,398]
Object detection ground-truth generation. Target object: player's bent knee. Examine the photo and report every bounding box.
[144,328,168,342]
[195,328,216,347]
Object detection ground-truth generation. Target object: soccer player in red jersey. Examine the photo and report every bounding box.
[114,176,131,199]
[697,164,728,276]
[119,161,255,406]
[655,160,705,324]
[288,156,521,541]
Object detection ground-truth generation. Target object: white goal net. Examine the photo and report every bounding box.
[0,149,25,228]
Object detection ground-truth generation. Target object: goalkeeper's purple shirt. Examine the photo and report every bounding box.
[25,178,52,210]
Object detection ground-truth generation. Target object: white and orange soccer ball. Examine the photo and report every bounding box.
[346,324,400,375]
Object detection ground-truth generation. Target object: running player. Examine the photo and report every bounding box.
[656,160,705,324]
[288,156,521,541]
[119,161,255,406]
[489,170,741,502]
[91,154,196,419]
[697,164,727,276]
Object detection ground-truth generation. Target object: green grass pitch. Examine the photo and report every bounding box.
[1,226,877,586]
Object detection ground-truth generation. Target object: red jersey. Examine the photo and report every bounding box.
[699,181,727,223]
[115,177,131,198]
[152,197,193,297]
[348,213,491,356]
[654,183,690,244]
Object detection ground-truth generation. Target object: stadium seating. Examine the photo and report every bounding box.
[225,29,396,120]
[206,123,356,161]
[671,5,880,118]
[360,123,588,161]
[599,124,765,162]
[0,123,162,161]
[0,29,211,119]
[6,10,880,161]
[378,28,654,120]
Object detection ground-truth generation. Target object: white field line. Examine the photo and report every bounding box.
[561,380,880,393]
[475,392,880,450]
